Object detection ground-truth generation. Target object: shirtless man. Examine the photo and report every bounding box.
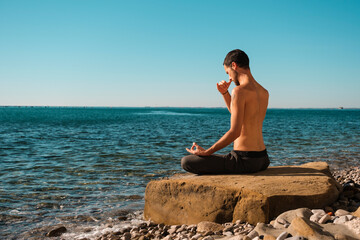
[181,49,270,174]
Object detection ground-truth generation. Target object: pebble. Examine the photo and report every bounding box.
[123,232,131,240]
[333,215,350,224]
[264,235,276,240]
[318,214,331,224]
[202,236,214,240]
[309,213,321,223]
[191,233,202,240]
[139,229,148,234]
[223,231,233,236]
[334,209,350,216]
[284,237,304,240]
[334,234,347,240]
[247,230,259,239]
[46,226,67,237]
[223,225,233,232]
[176,226,185,233]
[311,209,326,216]
[276,231,289,240]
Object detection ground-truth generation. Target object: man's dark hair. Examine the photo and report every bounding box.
[223,49,249,69]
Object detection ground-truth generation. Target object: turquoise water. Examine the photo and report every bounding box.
[0,107,359,238]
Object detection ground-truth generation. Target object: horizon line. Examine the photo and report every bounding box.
[0,105,359,110]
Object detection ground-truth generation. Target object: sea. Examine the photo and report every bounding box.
[0,107,359,239]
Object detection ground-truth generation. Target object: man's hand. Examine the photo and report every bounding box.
[186,142,212,156]
[216,79,232,94]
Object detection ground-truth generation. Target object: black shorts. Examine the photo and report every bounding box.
[181,149,270,175]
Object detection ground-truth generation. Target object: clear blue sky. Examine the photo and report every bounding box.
[0,0,359,108]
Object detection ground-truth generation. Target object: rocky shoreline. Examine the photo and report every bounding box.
[30,166,360,239]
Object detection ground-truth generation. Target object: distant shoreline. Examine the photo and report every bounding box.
[0,105,359,110]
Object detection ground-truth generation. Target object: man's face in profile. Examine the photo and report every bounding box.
[224,65,240,86]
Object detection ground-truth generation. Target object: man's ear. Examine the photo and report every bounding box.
[231,62,237,70]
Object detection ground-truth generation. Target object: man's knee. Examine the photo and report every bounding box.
[181,155,192,171]
[181,155,202,174]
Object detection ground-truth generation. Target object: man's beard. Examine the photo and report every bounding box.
[233,71,240,86]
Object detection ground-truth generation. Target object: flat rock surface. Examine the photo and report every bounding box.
[144,162,341,225]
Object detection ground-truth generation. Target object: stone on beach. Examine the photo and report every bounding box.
[288,217,331,240]
[45,225,67,237]
[333,215,353,224]
[246,229,258,238]
[264,235,277,240]
[274,208,312,228]
[318,214,331,224]
[197,221,224,233]
[335,209,350,216]
[275,231,289,240]
[144,162,341,225]
[253,223,286,238]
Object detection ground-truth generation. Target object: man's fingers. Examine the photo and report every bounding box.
[186,148,195,154]
[217,80,231,93]
[186,147,199,155]
[217,80,226,86]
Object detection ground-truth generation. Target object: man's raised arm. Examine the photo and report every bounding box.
[217,80,232,113]
[186,87,245,156]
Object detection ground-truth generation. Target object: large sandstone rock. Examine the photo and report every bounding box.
[144,162,341,225]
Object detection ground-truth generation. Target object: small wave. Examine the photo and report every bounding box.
[107,194,143,201]
[61,210,145,240]
[135,111,202,116]
[1,213,28,222]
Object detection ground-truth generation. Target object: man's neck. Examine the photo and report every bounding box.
[238,71,254,86]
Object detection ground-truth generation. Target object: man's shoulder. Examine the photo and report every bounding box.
[231,86,246,101]
[231,86,244,95]
[231,86,245,94]
[231,85,252,96]
[232,85,269,101]
[234,83,269,96]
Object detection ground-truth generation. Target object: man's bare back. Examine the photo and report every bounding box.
[232,74,269,152]
[182,49,270,174]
